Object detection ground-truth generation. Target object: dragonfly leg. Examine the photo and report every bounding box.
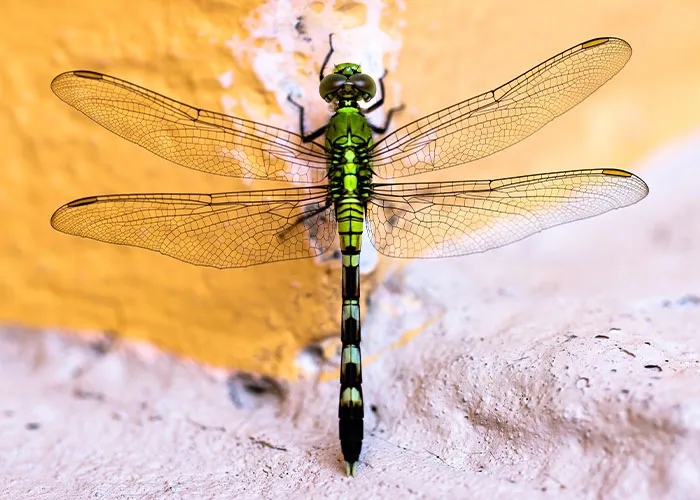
[287,94,329,142]
[368,104,404,134]
[319,33,335,80]
[366,70,404,134]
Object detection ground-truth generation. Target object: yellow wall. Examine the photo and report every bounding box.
[2,1,698,378]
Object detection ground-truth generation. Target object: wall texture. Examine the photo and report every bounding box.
[1,0,698,378]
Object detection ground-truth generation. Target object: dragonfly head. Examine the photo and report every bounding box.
[319,63,376,104]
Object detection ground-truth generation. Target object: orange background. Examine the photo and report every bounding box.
[1,1,698,377]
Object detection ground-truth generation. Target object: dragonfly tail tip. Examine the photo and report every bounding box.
[345,461,358,477]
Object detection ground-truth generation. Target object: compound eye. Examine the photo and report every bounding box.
[319,74,347,102]
[349,73,376,101]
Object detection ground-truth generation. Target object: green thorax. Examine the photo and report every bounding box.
[325,109,374,202]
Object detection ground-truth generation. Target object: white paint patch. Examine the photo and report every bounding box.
[223,0,404,133]
[360,228,379,274]
[295,347,321,375]
[219,95,256,187]
[218,70,234,89]
[220,94,238,112]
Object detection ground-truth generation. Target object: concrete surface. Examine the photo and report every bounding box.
[2,132,698,498]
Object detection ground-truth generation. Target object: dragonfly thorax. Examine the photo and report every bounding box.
[319,63,376,107]
[325,111,374,201]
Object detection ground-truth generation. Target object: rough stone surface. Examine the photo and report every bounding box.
[2,133,698,498]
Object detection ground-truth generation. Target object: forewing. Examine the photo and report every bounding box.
[371,38,631,179]
[51,187,336,268]
[367,169,648,258]
[51,71,329,183]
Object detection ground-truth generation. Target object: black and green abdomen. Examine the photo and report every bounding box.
[326,109,373,475]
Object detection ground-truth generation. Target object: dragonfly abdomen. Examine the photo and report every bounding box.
[327,109,373,476]
[336,197,366,477]
[338,251,363,477]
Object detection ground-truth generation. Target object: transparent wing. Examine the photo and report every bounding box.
[371,38,631,179]
[366,169,648,258]
[51,187,336,268]
[51,71,329,183]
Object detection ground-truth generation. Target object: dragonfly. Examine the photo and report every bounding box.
[50,36,648,477]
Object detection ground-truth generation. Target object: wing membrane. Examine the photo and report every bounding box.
[371,38,631,179]
[51,71,329,183]
[366,169,648,258]
[51,187,336,268]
